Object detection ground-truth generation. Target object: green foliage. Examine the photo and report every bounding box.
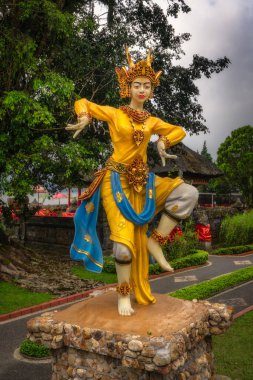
[212,244,253,255]
[0,282,53,314]
[219,210,253,246]
[149,250,208,274]
[171,250,208,270]
[0,0,230,209]
[102,256,117,274]
[170,266,253,300]
[217,125,253,206]
[200,140,213,162]
[213,311,253,380]
[72,250,207,279]
[163,221,199,261]
[20,339,51,358]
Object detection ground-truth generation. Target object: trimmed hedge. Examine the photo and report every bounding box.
[212,244,253,255]
[149,250,208,274]
[172,250,208,270]
[103,250,208,275]
[20,339,51,358]
[170,266,253,301]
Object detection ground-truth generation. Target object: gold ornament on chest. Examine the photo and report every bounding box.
[119,105,150,147]
[129,118,146,146]
[132,128,144,146]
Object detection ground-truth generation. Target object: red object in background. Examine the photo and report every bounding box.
[0,208,20,220]
[195,223,212,242]
[68,188,71,208]
[62,212,75,217]
[11,212,20,220]
[77,189,81,206]
[168,226,183,242]
[35,209,58,217]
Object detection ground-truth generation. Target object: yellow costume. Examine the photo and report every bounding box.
[74,98,185,305]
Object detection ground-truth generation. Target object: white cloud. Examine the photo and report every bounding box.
[156,0,253,158]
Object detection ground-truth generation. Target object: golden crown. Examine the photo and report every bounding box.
[115,47,162,98]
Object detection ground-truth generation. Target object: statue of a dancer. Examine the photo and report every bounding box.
[66,48,198,316]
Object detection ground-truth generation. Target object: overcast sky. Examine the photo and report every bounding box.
[162,0,253,159]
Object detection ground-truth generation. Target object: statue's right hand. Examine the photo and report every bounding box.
[65,117,90,139]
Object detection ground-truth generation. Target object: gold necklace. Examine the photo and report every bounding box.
[129,117,145,146]
[119,105,151,147]
[119,105,150,123]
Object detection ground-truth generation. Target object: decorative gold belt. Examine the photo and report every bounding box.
[79,156,149,200]
[106,155,149,193]
[105,158,128,173]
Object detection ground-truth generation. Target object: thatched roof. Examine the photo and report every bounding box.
[150,143,223,179]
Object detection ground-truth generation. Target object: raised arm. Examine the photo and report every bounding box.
[152,118,186,166]
[74,99,115,122]
[66,99,115,138]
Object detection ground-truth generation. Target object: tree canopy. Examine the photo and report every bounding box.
[0,0,230,202]
[217,125,253,207]
[200,141,213,162]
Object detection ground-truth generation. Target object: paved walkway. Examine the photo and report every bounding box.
[150,254,253,294]
[0,253,252,380]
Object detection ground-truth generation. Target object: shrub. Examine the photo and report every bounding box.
[103,256,116,273]
[103,250,208,275]
[20,339,51,358]
[171,250,208,270]
[170,266,253,300]
[149,250,208,274]
[212,244,253,255]
[219,210,253,246]
[163,220,199,261]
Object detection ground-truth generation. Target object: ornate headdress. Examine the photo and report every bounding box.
[115,47,162,98]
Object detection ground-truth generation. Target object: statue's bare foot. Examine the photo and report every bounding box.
[118,295,135,316]
[147,238,174,272]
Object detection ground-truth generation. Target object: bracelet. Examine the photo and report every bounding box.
[77,111,92,122]
[116,282,131,296]
[157,135,171,149]
[151,229,170,246]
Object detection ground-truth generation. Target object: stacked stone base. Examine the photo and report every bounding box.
[52,337,213,380]
[27,291,233,380]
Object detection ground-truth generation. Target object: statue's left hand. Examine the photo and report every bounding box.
[65,116,90,139]
[157,140,178,167]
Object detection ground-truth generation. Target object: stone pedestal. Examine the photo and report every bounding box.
[27,291,233,380]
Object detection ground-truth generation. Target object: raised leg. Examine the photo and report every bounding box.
[113,242,134,316]
[147,213,177,272]
[148,183,199,272]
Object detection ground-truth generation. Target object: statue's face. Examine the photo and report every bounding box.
[130,77,152,103]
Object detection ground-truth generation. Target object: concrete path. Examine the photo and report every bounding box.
[0,253,252,380]
[150,254,253,293]
[0,312,52,379]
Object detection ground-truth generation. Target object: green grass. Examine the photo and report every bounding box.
[71,267,117,284]
[213,311,253,380]
[0,282,53,314]
[169,266,253,300]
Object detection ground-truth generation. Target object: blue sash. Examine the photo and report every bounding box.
[111,172,156,225]
[70,171,156,272]
[70,187,103,273]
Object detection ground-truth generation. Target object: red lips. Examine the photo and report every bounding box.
[138,95,145,99]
